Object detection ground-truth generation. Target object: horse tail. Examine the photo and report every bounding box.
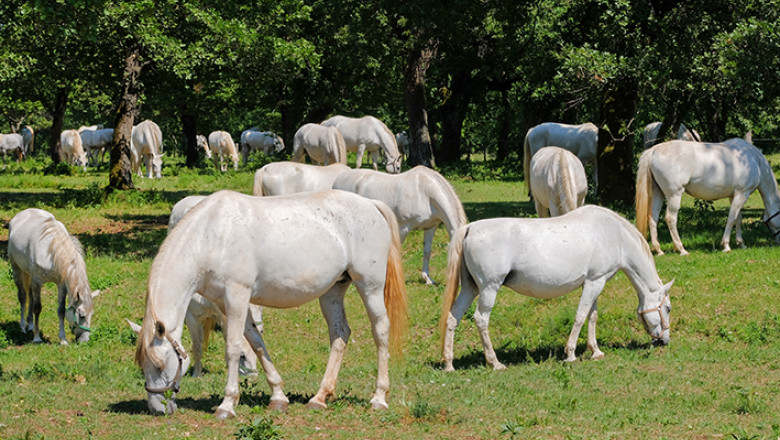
[372,200,408,357]
[332,128,348,165]
[556,149,578,214]
[439,224,467,355]
[635,148,655,236]
[523,127,533,196]
[252,167,265,196]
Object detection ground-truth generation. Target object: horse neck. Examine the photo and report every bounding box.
[429,176,467,235]
[378,125,400,160]
[620,231,664,309]
[145,247,199,341]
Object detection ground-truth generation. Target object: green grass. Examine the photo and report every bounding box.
[0,154,778,439]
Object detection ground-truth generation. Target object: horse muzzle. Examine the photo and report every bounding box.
[148,393,177,415]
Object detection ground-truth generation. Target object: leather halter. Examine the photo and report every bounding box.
[66,303,91,333]
[638,294,670,339]
[144,335,188,395]
[764,210,780,238]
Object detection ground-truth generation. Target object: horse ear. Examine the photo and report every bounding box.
[663,279,675,294]
[91,289,101,298]
[155,321,166,338]
[125,319,142,335]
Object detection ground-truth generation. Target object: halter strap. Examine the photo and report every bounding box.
[144,335,189,395]
[638,294,670,339]
[764,210,780,238]
[67,303,91,333]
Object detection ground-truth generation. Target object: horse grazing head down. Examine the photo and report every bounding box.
[637,280,674,346]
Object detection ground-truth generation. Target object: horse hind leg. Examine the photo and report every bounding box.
[421,227,437,285]
[57,285,69,345]
[473,284,506,371]
[30,281,43,343]
[664,192,689,255]
[649,185,666,255]
[12,263,32,332]
[308,283,352,410]
[723,193,749,252]
[586,300,605,360]
[443,274,480,371]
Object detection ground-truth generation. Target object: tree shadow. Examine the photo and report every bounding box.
[463,200,536,222]
[0,320,37,346]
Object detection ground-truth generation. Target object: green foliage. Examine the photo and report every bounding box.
[234,416,283,440]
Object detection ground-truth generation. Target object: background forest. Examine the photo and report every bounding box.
[1,0,779,200]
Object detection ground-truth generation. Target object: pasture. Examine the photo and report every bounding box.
[0,154,779,439]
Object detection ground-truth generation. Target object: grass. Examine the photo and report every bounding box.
[0,152,778,439]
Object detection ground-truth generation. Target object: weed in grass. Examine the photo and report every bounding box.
[727,387,766,415]
[500,415,539,437]
[234,416,283,440]
[404,392,440,420]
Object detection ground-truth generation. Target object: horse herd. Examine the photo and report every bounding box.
[4,118,780,420]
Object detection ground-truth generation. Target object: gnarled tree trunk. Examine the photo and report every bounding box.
[403,43,437,168]
[108,43,143,192]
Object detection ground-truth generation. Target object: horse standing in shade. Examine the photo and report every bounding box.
[252,162,350,196]
[208,131,239,172]
[78,126,114,167]
[529,146,588,217]
[21,125,34,158]
[131,120,164,178]
[523,122,598,197]
[0,132,24,163]
[643,122,701,149]
[60,130,88,171]
[636,138,780,255]
[332,166,467,285]
[131,190,407,418]
[241,130,285,165]
[440,205,673,371]
[291,123,347,166]
[7,208,100,344]
[321,115,402,173]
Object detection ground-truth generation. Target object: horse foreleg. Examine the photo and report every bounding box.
[57,285,68,345]
[421,227,437,285]
[723,193,749,252]
[242,310,288,411]
[30,282,43,343]
[474,285,506,371]
[664,193,689,255]
[239,305,263,375]
[649,185,666,255]
[565,277,606,362]
[309,284,352,410]
[586,300,604,360]
[443,276,479,371]
[370,150,380,171]
[215,287,250,420]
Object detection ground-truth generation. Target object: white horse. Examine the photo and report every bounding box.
[21,125,34,157]
[291,123,347,166]
[523,122,598,196]
[241,130,285,165]
[79,127,114,167]
[168,195,262,377]
[440,205,673,371]
[643,122,701,149]
[7,208,100,344]
[131,190,408,418]
[252,162,350,196]
[395,131,410,158]
[207,131,239,172]
[60,130,88,171]
[321,115,402,173]
[529,146,588,218]
[131,120,164,178]
[197,134,210,159]
[636,138,780,255]
[0,133,24,163]
[332,166,467,285]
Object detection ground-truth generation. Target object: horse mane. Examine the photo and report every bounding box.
[41,219,93,311]
[134,306,165,368]
[555,149,577,214]
[376,120,400,161]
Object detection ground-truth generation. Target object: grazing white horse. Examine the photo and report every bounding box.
[252,162,350,196]
[322,115,402,173]
[529,146,588,217]
[241,129,285,165]
[168,195,262,377]
[21,125,34,157]
[636,138,780,255]
[131,190,408,418]
[440,205,673,371]
[78,126,114,167]
[131,120,164,178]
[196,134,210,159]
[643,122,701,149]
[207,131,239,172]
[291,123,347,165]
[7,208,100,344]
[523,122,598,196]
[395,131,410,157]
[332,166,467,285]
[60,130,88,171]
[0,133,24,163]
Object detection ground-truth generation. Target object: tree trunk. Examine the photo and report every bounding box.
[48,87,68,164]
[437,73,470,165]
[597,76,638,208]
[107,43,143,192]
[496,90,512,161]
[403,43,436,168]
[181,113,198,167]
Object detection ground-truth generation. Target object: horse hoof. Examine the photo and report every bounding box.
[215,408,236,420]
[370,401,389,411]
[268,400,289,412]
[492,363,507,371]
[591,352,605,360]
[443,365,455,372]
[60,340,69,346]
[306,400,327,411]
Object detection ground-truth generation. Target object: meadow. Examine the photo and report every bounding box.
[0,152,779,440]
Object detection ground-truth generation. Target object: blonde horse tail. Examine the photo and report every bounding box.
[523,128,533,196]
[439,225,467,355]
[372,200,408,357]
[635,148,654,236]
[557,150,577,214]
[333,128,347,165]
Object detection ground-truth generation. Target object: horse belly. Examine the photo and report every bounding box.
[503,270,586,299]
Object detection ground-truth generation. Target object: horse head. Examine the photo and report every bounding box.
[637,280,673,346]
[385,155,402,174]
[273,135,285,153]
[152,153,164,178]
[129,319,190,415]
[763,209,780,243]
[65,289,100,342]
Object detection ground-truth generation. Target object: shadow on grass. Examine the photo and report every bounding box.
[463,200,536,221]
[0,320,36,346]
